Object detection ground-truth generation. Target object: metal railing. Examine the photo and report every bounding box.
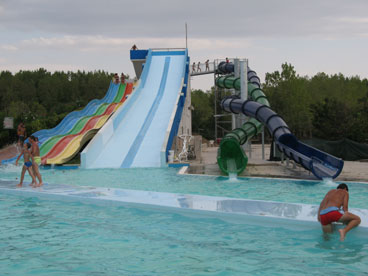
[190,61,215,74]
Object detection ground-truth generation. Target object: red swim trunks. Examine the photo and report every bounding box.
[320,211,343,225]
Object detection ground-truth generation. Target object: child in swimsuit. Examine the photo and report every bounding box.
[15,142,38,187]
[29,135,43,187]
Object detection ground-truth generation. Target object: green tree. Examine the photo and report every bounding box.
[191,89,214,139]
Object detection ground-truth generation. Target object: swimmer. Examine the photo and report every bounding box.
[318,183,361,241]
[29,135,43,187]
[15,142,38,188]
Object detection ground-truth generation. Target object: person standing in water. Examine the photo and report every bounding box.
[29,135,43,187]
[15,142,37,187]
[17,122,26,148]
[318,183,361,241]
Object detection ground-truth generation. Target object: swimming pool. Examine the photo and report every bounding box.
[1,166,368,275]
[1,166,368,209]
[1,192,368,275]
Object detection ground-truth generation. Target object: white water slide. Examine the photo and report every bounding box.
[81,49,188,168]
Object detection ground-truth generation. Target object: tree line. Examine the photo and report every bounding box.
[191,63,368,144]
[0,69,112,147]
[1,65,367,149]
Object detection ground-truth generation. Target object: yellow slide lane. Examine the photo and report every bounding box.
[46,115,112,164]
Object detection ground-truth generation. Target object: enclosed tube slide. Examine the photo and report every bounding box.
[215,62,266,175]
[221,96,344,180]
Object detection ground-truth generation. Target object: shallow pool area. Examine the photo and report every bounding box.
[1,165,368,275]
[1,193,368,275]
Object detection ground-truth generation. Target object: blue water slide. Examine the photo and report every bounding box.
[81,49,188,169]
[34,82,119,143]
[221,97,344,179]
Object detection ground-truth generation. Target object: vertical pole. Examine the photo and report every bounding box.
[185,23,188,49]
[240,60,249,154]
[234,59,240,128]
[214,62,217,142]
[261,126,265,160]
[240,60,247,103]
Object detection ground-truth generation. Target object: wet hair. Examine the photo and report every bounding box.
[26,142,32,149]
[337,183,349,192]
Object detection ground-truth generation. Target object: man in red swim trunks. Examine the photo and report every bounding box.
[318,183,361,241]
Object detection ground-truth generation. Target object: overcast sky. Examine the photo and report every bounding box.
[1,0,367,91]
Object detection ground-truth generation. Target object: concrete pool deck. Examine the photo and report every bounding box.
[187,144,368,183]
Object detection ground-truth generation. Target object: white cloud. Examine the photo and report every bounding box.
[22,36,78,47]
[338,17,368,24]
[16,35,252,53]
[1,45,18,51]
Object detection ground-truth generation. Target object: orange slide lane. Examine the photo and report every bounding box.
[42,83,133,164]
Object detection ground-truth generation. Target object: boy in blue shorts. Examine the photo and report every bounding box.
[15,142,38,187]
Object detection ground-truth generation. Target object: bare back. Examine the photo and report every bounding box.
[320,189,348,212]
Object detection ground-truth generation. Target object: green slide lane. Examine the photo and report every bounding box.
[40,84,127,157]
[112,83,127,103]
[216,76,269,175]
[40,105,110,156]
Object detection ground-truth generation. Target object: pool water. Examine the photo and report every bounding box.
[1,166,368,275]
[1,193,368,276]
[1,166,368,209]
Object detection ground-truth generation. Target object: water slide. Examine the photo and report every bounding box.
[217,63,344,180]
[42,83,133,164]
[216,64,266,175]
[81,49,189,169]
[1,82,120,165]
[35,82,120,143]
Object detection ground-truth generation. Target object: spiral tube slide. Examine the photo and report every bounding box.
[215,67,267,175]
[221,97,344,180]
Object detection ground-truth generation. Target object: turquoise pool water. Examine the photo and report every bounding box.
[1,166,368,275]
[1,193,368,276]
[1,166,368,209]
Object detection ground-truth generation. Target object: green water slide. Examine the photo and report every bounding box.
[39,84,127,157]
[216,75,269,175]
